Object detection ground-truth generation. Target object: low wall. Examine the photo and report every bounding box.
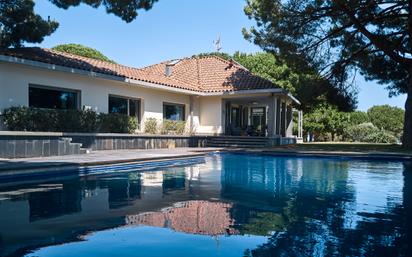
[0,133,82,158]
[279,137,297,145]
[68,133,207,151]
[0,131,208,159]
[265,136,297,146]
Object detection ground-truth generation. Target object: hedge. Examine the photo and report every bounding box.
[343,122,398,144]
[3,106,137,133]
[161,120,186,135]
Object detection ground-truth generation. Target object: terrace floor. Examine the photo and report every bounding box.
[1,143,411,174]
[0,147,222,172]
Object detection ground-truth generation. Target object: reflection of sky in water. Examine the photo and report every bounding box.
[344,161,404,229]
[26,226,268,257]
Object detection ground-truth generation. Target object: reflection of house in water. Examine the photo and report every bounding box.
[126,200,238,236]
[0,162,220,257]
[29,181,82,221]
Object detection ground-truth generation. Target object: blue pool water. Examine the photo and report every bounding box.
[0,153,411,257]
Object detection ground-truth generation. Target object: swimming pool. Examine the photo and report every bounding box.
[0,153,411,257]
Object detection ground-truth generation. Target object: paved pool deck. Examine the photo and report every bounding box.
[1,146,411,173]
[262,149,412,160]
[0,147,222,172]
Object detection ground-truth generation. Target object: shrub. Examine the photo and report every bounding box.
[144,118,158,134]
[344,122,379,142]
[99,113,137,133]
[4,106,58,131]
[364,130,398,144]
[3,106,137,133]
[175,120,186,135]
[367,105,404,139]
[344,122,397,143]
[161,120,186,135]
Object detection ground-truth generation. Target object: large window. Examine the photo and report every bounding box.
[109,95,141,123]
[163,103,185,121]
[29,85,79,110]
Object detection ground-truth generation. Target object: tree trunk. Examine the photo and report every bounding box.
[405,1,412,149]
[403,69,412,149]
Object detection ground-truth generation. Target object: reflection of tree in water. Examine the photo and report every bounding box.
[220,154,410,256]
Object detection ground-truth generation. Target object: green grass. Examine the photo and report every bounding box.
[277,142,412,154]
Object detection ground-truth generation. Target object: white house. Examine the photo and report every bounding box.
[0,47,301,139]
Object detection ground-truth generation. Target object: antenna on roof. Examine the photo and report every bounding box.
[213,35,222,52]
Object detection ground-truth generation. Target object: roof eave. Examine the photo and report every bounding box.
[202,88,301,104]
[0,54,201,95]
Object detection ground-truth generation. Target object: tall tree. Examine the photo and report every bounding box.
[0,0,58,47]
[52,44,116,63]
[243,0,412,148]
[49,0,158,23]
[367,104,405,138]
[0,0,158,48]
[232,52,356,112]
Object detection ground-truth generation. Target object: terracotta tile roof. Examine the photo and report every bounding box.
[141,55,282,93]
[0,47,282,94]
[126,200,238,236]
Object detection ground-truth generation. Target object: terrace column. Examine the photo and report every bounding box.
[189,96,194,134]
[286,104,293,137]
[267,95,276,137]
[275,97,281,136]
[280,100,286,137]
[298,110,303,139]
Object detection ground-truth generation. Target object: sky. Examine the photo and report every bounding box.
[31,0,406,111]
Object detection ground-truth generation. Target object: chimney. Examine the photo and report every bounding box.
[164,59,180,76]
[165,64,173,76]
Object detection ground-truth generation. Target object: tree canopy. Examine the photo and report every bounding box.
[0,0,158,48]
[303,104,402,143]
[243,0,411,148]
[49,0,158,23]
[52,44,116,63]
[367,105,404,138]
[0,0,58,47]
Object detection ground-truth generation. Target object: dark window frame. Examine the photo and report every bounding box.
[108,94,141,125]
[163,102,186,121]
[28,84,81,110]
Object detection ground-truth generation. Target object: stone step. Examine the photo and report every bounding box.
[207,136,268,141]
[206,140,268,146]
[205,142,267,148]
[205,136,271,148]
[80,148,92,154]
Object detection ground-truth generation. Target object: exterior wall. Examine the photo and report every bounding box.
[0,62,298,137]
[0,62,191,132]
[196,96,223,135]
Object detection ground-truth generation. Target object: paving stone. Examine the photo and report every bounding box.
[15,140,26,158]
[25,140,35,158]
[43,140,50,157]
[0,139,6,158]
[33,140,43,157]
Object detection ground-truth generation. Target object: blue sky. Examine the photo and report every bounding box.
[32,0,406,111]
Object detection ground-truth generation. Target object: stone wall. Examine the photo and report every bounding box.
[0,135,82,158]
[68,134,207,151]
[0,132,208,159]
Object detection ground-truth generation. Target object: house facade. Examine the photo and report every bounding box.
[0,48,301,139]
